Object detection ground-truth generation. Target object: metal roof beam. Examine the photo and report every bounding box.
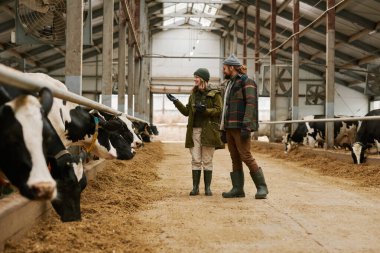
[153,13,227,18]
[44,32,120,73]
[150,0,238,3]
[152,25,223,30]
[0,20,14,34]
[0,0,13,7]
[221,5,356,63]
[238,0,380,58]
[264,0,291,27]
[148,3,163,14]
[215,18,362,91]
[302,0,377,30]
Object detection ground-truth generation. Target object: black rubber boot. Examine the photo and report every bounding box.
[190,170,201,196]
[222,170,245,198]
[204,170,212,196]
[250,168,269,199]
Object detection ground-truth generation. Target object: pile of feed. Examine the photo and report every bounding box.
[252,141,380,188]
[4,142,166,253]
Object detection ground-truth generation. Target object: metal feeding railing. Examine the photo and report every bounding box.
[0,64,148,124]
[259,115,380,126]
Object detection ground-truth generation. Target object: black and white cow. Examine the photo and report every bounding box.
[350,109,380,164]
[43,117,87,222]
[23,73,135,160]
[283,115,358,153]
[0,86,57,200]
[89,110,135,160]
[119,114,143,149]
[132,121,159,143]
[0,85,86,221]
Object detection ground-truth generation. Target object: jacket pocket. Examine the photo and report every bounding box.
[202,121,223,148]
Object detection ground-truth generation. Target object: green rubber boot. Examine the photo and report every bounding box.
[250,168,269,199]
[204,170,213,196]
[190,170,201,196]
[222,170,245,198]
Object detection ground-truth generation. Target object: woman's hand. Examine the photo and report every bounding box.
[195,103,206,113]
[166,94,178,102]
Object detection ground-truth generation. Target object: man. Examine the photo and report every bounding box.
[220,54,269,199]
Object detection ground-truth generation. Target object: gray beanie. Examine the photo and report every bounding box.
[194,68,210,82]
[223,54,242,66]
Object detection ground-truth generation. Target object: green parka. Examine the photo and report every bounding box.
[173,87,224,149]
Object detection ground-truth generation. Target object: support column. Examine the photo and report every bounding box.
[139,0,150,122]
[243,6,248,65]
[220,38,225,81]
[65,0,83,95]
[292,0,300,132]
[325,0,336,148]
[118,1,126,113]
[233,23,238,55]
[102,0,114,107]
[225,30,230,56]
[269,0,277,142]
[128,29,135,116]
[254,0,260,81]
[134,58,141,118]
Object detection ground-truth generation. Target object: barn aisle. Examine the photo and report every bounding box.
[4,142,380,253]
[136,142,380,253]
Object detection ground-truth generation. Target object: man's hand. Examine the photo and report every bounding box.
[220,131,227,143]
[195,103,206,113]
[166,94,178,102]
[240,129,251,141]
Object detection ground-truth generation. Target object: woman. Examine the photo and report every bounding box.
[166,68,224,196]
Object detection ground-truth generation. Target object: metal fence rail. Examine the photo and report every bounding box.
[0,64,148,124]
[260,115,380,125]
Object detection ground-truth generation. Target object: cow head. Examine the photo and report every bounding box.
[0,90,57,200]
[335,121,358,149]
[90,111,135,160]
[133,121,154,142]
[309,129,324,148]
[50,152,85,222]
[282,133,297,153]
[350,142,367,164]
[43,115,86,222]
[118,114,143,148]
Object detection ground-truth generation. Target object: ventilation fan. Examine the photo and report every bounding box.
[15,0,92,45]
[17,0,66,44]
[260,65,292,96]
[305,84,325,105]
[365,64,380,96]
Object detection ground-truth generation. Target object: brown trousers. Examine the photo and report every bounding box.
[226,129,259,173]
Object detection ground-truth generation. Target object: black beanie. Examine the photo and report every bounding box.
[194,68,210,82]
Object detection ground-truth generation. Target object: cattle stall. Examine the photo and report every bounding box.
[0,66,152,251]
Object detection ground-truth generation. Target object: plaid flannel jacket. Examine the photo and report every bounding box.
[223,74,259,131]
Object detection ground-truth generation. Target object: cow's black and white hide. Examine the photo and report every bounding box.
[0,85,86,221]
[283,115,358,153]
[89,111,135,160]
[350,109,380,164]
[132,121,158,143]
[0,86,57,200]
[97,112,143,150]
[22,72,133,160]
[120,114,144,148]
[43,117,87,222]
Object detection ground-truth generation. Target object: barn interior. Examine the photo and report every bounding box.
[2,1,380,252]
[0,0,380,141]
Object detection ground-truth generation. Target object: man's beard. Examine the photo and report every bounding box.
[224,74,231,79]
